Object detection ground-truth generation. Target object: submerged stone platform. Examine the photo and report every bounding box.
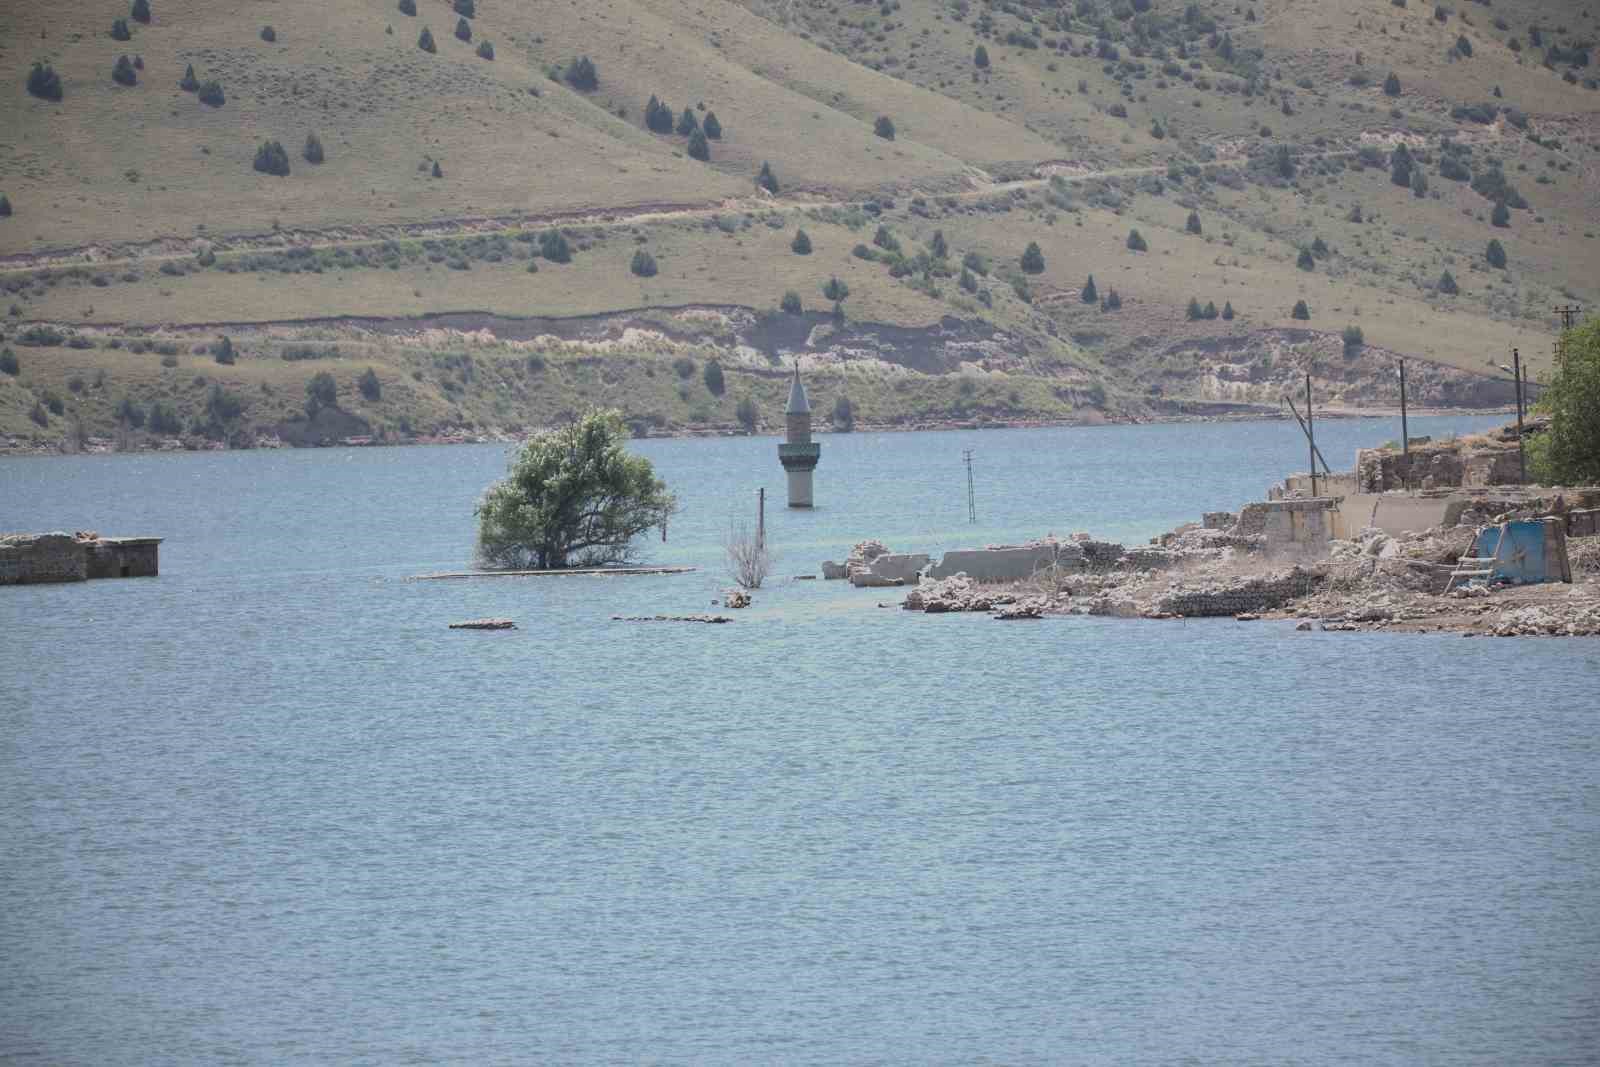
[1,532,162,585]
[411,566,695,581]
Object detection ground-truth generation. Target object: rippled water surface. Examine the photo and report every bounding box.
[3,415,1597,1065]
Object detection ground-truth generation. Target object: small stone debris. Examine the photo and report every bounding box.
[1295,620,1314,631]
[612,614,731,624]
[994,600,1045,620]
[724,589,752,609]
[1234,612,1261,621]
[794,574,817,580]
[449,618,516,630]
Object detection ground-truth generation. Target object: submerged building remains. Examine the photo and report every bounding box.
[778,364,820,508]
[0,532,162,585]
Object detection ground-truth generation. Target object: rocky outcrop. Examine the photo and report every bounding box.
[449,618,516,630]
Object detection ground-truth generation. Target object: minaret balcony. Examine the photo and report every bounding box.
[778,441,821,470]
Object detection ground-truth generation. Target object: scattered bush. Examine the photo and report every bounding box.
[1021,241,1046,274]
[398,0,416,14]
[974,45,990,68]
[132,0,151,23]
[831,395,854,431]
[735,396,758,432]
[757,161,779,194]
[0,348,17,375]
[1126,229,1147,252]
[1439,154,1470,182]
[565,56,598,91]
[418,26,436,53]
[874,116,896,140]
[791,229,812,255]
[112,18,132,41]
[644,95,673,133]
[359,367,381,401]
[930,231,948,259]
[1102,288,1122,311]
[687,129,709,161]
[29,402,48,427]
[1222,301,1235,320]
[1437,270,1458,294]
[1491,201,1510,227]
[1486,238,1506,268]
[703,359,725,396]
[198,80,225,107]
[432,160,443,178]
[673,357,696,379]
[781,290,802,314]
[630,250,658,277]
[1390,143,1413,188]
[27,62,64,102]
[539,230,571,263]
[822,276,850,306]
[253,140,290,176]
[1384,72,1401,96]
[454,0,474,16]
[260,25,276,43]
[179,64,198,91]
[1455,34,1472,58]
[305,371,338,417]
[1291,300,1310,320]
[1186,211,1202,234]
[112,56,139,86]
[477,40,494,60]
[213,335,235,364]
[676,107,697,136]
[148,401,181,434]
[304,133,324,164]
[1081,274,1098,304]
[1342,325,1364,355]
[963,251,987,276]
[703,111,722,139]
[873,225,899,252]
[455,17,472,42]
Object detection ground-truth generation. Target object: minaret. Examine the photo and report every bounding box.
[778,363,820,508]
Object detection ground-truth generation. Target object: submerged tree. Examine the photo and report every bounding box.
[474,409,677,569]
[1531,315,1600,485]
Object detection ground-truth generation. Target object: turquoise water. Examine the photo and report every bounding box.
[3,415,1598,1065]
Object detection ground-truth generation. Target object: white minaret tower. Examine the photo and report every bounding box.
[778,363,820,508]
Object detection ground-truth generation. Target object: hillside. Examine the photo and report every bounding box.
[1,0,1596,448]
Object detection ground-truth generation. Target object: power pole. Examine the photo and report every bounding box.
[1498,350,1527,486]
[757,487,765,551]
[1553,304,1582,330]
[962,449,976,523]
[1398,358,1409,491]
[1306,373,1317,498]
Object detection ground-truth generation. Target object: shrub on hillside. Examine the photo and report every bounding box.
[673,357,696,379]
[29,402,48,427]
[359,368,381,400]
[539,230,572,263]
[703,359,725,396]
[1486,239,1507,268]
[253,140,290,176]
[213,335,235,364]
[873,225,899,252]
[179,64,199,91]
[676,107,697,136]
[757,162,779,194]
[117,396,147,428]
[418,27,436,53]
[261,25,276,42]
[1291,300,1310,319]
[874,116,896,140]
[1126,229,1147,252]
[974,45,990,68]
[1471,166,1527,209]
[963,251,987,275]
[781,290,802,314]
[1187,297,1205,321]
[1102,288,1122,311]
[0,348,17,375]
[432,160,443,178]
[791,229,812,255]
[644,95,673,133]
[0,195,9,217]
[960,268,978,293]
[822,276,850,307]
[454,0,475,16]
[198,80,225,106]
[1384,72,1401,96]
[27,62,64,102]
[1439,154,1470,182]
[1222,301,1235,320]
[703,111,722,139]
[1081,274,1098,304]
[112,18,132,41]
[565,56,598,91]
[1342,325,1364,355]
[148,401,181,434]
[1389,144,1413,187]
[1491,201,1510,227]
[930,230,948,259]
[303,132,324,164]
[477,40,494,60]
[132,0,151,22]
[687,129,709,161]
[1186,211,1202,234]
[305,372,338,417]
[1455,34,1472,58]
[1438,270,1458,294]
[630,250,658,277]
[832,395,854,431]
[1021,241,1046,274]
[455,17,471,42]
[113,55,138,87]
[399,0,416,13]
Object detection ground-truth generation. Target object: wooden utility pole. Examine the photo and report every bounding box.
[1398,358,1409,491]
[757,487,765,551]
[963,449,976,523]
[1306,373,1317,498]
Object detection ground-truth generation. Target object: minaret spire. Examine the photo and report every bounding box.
[777,361,820,507]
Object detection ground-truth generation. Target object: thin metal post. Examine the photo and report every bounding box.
[963,449,976,524]
[1398,358,1409,492]
[757,487,765,551]
[1512,348,1526,486]
[1306,373,1317,498]
[1284,395,1334,475]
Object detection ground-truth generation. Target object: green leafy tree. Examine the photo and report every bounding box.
[963,250,987,275]
[475,409,676,569]
[781,290,802,314]
[959,267,978,293]
[565,56,598,91]
[1485,238,1506,268]
[703,359,725,396]
[702,111,722,139]
[540,229,571,263]
[1203,301,1218,320]
[418,26,436,53]
[1291,299,1310,319]
[873,224,899,252]
[261,25,276,42]
[687,129,709,161]
[630,249,658,277]
[1311,237,1329,257]
[179,65,199,92]
[1411,166,1428,199]
[1021,242,1046,274]
[1187,297,1204,320]
[1531,316,1600,484]
[735,396,758,432]
[644,95,673,133]
[432,159,443,178]
[874,115,896,140]
[676,107,698,136]
[359,367,381,400]
[112,18,132,41]
[1081,274,1098,304]
[455,16,472,41]
[112,55,138,86]
[1126,229,1147,252]
[757,161,779,194]
[253,140,290,176]
[822,275,850,313]
[198,79,225,106]
[791,228,812,255]
[831,394,855,432]
[305,371,337,416]
[28,62,64,102]
[1103,288,1122,310]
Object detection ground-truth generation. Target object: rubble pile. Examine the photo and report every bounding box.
[1154,566,1323,618]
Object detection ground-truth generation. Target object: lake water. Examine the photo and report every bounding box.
[3,414,1598,1065]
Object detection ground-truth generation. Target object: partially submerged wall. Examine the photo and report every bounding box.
[0,533,161,585]
[1155,567,1322,617]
